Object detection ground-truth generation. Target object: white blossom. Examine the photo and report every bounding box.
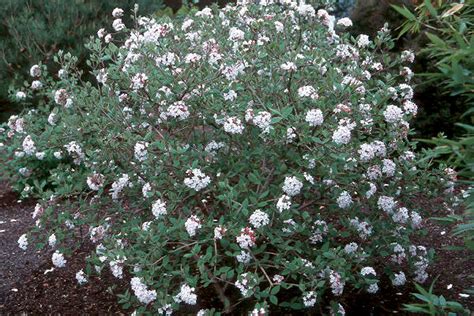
[18,234,28,250]
[112,8,124,18]
[303,291,317,307]
[174,284,197,305]
[184,169,211,191]
[87,173,105,191]
[249,210,269,229]
[337,191,353,209]
[30,65,41,77]
[337,17,353,27]
[392,271,406,286]
[223,117,245,134]
[131,277,157,304]
[282,176,303,196]
[357,34,371,48]
[305,109,324,127]
[152,199,167,218]
[298,86,318,99]
[76,270,88,285]
[377,196,397,213]
[236,250,252,264]
[134,141,149,161]
[236,227,256,249]
[185,215,202,237]
[112,18,126,31]
[276,195,291,212]
[383,105,404,124]
[52,251,67,268]
[48,234,57,247]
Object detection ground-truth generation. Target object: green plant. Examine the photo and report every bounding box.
[0,2,455,314]
[421,111,474,251]
[403,278,469,315]
[0,0,165,122]
[392,1,474,120]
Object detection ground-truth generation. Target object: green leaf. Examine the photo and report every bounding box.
[423,0,438,18]
[391,5,418,21]
[271,285,281,295]
[426,33,446,48]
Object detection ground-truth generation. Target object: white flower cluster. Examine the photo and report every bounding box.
[110,174,130,199]
[276,195,291,212]
[213,225,226,240]
[377,196,397,214]
[30,64,41,77]
[134,141,149,161]
[392,271,406,286]
[329,271,345,296]
[344,242,358,254]
[251,111,272,133]
[248,209,269,229]
[22,135,36,155]
[235,273,254,297]
[184,168,211,191]
[52,251,67,268]
[64,141,85,165]
[309,220,328,244]
[305,109,324,127]
[298,85,318,99]
[337,191,352,209]
[357,34,371,48]
[236,250,252,264]
[350,217,373,239]
[185,215,201,237]
[383,105,404,124]
[236,227,256,249]
[302,291,317,307]
[360,266,376,276]
[358,141,386,162]
[223,116,245,134]
[87,173,105,191]
[282,176,303,196]
[332,120,356,145]
[48,234,57,247]
[152,199,167,218]
[76,270,88,285]
[110,259,124,279]
[164,101,190,121]
[18,234,28,250]
[131,73,148,90]
[131,277,157,304]
[174,284,197,305]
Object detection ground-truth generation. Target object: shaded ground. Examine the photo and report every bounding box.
[0,182,128,315]
[0,181,472,314]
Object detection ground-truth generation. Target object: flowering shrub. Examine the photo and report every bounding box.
[0,1,456,314]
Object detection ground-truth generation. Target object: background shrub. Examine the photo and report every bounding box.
[392,0,474,138]
[0,0,165,121]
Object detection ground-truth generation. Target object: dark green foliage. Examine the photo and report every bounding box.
[392,1,474,138]
[0,0,164,121]
[403,277,470,315]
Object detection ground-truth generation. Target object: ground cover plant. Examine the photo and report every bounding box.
[0,1,465,314]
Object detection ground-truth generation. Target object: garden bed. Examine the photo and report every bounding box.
[0,181,472,314]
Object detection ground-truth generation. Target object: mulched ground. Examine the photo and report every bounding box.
[0,181,472,315]
[0,182,127,315]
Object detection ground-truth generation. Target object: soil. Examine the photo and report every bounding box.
[0,182,128,315]
[0,181,472,315]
